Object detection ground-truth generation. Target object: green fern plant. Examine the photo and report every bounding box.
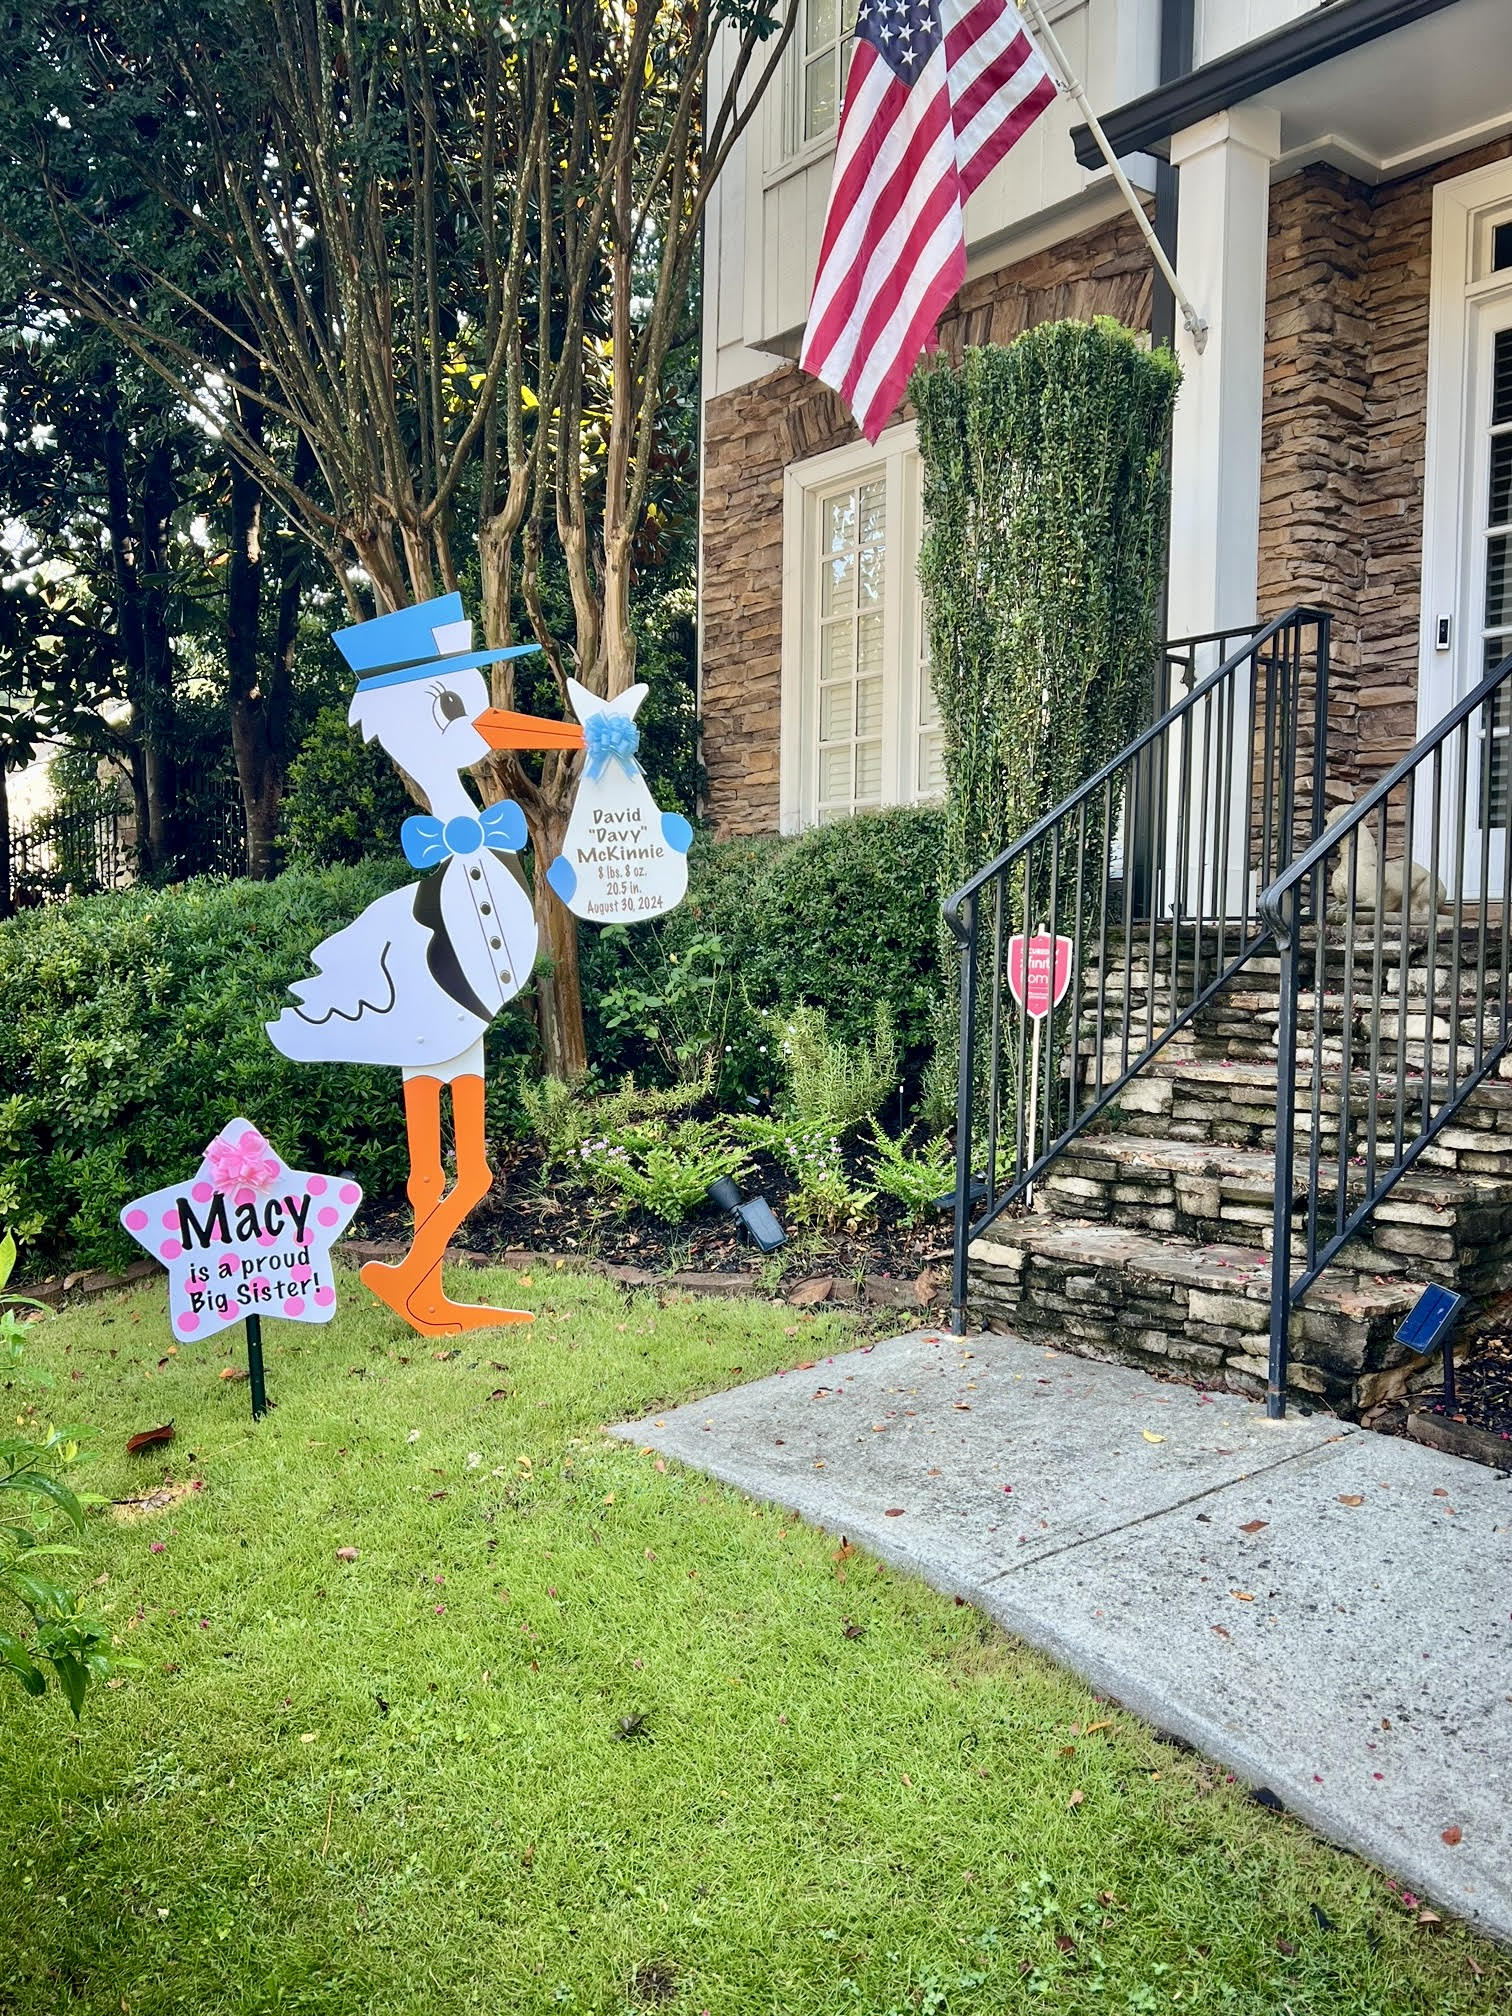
[867,1124,956,1225]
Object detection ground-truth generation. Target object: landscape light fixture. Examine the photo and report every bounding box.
[1396,1284,1468,1408]
[707,1175,787,1254]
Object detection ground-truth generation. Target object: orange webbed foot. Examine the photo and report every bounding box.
[404,1280,533,1336]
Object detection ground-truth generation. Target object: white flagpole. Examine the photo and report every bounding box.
[1018,0,1209,353]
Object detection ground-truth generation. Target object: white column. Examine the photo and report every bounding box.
[1167,106,1280,639]
[1163,107,1281,921]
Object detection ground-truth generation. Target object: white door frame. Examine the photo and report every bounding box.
[1417,156,1512,898]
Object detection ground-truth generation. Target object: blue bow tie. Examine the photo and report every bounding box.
[401,800,527,870]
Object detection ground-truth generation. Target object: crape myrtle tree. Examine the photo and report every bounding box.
[0,0,795,1078]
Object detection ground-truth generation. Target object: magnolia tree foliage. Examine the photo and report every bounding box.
[913,319,1179,1108]
[0,0,792,1075]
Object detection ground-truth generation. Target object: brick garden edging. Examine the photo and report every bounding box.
[22,1242,944,1319]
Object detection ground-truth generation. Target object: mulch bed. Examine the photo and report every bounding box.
[349,1137,958,1315]
[1406,1329,1512,1471]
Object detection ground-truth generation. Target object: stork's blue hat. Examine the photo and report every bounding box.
[333,592,540,692]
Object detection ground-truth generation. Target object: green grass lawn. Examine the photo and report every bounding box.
[1,1266,1506,2016]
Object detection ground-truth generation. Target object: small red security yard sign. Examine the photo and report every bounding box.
[1005,932,1074,1020]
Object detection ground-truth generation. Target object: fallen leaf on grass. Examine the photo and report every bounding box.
[335,1547,359,1564]
[487,1389,509,1401]
[788,1279,833,1307]
[125,1422,174,1456]
[833,1539,857,1564]
[219,1367,247,1381]
[1067,1789,1084,1809]
[299,1733,316,1743]
[842,1621,866,1640]
[1055,1934,1076,1954]
[1441,1825,1463,1846]
[1084,1719,1112,1735]
[1417,1910,1442,1929]
[613,1712,649,1741]
[1276,1936,1297,1957]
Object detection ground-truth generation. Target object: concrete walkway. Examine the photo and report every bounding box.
[611,1327,1512,1941]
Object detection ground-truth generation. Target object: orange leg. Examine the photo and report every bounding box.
[360,1074,531,1337]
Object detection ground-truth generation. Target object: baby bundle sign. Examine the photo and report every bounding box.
[120,1120,361,1343]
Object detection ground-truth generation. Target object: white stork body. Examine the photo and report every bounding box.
[265,661,539,1082]
[266,847,539,1080]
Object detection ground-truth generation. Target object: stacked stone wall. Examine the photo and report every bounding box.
[1258,137,1512,806]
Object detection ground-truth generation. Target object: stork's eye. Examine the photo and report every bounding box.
[432,687,467,728]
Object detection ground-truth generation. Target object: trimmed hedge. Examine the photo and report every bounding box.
[1,806,947,1271]
[580,805,946,1068]
[0,866,536,1272]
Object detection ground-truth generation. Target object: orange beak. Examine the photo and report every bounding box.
[473,707,586,753]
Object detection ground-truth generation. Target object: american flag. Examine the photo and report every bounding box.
[798,0,1057,442]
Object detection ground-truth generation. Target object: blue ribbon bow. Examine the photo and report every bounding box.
[582,709,641,780]
[401,799,528,870]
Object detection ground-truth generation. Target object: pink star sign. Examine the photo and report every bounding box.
[119,1119,362,1343]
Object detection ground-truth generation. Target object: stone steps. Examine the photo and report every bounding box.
[967,914,1512,1414]
[1045,1132,1512,1292]
[1118,1059,1512,1173]
[968,1216,1420,1412]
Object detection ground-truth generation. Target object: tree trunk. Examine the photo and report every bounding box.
[139,439,178,872]
[225,435,268,876]
[525,792,588,1082]
[0,760,11,919]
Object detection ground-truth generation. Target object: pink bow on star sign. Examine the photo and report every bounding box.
[206,1128,281,1202]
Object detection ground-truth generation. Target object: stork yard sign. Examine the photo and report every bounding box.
[264,593,691,1340]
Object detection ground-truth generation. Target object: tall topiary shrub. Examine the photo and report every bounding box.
[915,317,1179,917]
[913,318,1179,1112]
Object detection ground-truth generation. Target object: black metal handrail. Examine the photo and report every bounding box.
[948,608,1332,1331]
[1257,644,1512,1417]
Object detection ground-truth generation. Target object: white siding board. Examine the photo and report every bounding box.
[1195,0,1325,67]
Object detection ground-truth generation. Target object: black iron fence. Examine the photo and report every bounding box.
[10,799,133,906]
[946,608,1333,1330]
[9,769,248,907]
[1258,643,1512,1416]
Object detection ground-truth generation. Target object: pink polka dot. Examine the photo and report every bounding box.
[239,1130,266,1154]
[177,1310,199,1333]
[289,1265,312,1286]
[305,1175,327,1196]
[314,1286,335,1308]
[161,1210,179,1230]
[317,1206,339,1228]
[192,1181,214,1203]
[124,1208,149,1232]
[235,1187,254,1208]
[258,1232,276,1247]
[282,1296,305,1318]
[159,1239,182,1261]
[339,1182,360,1206]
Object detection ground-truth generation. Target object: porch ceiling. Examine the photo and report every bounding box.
[1075,0,1512,186]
